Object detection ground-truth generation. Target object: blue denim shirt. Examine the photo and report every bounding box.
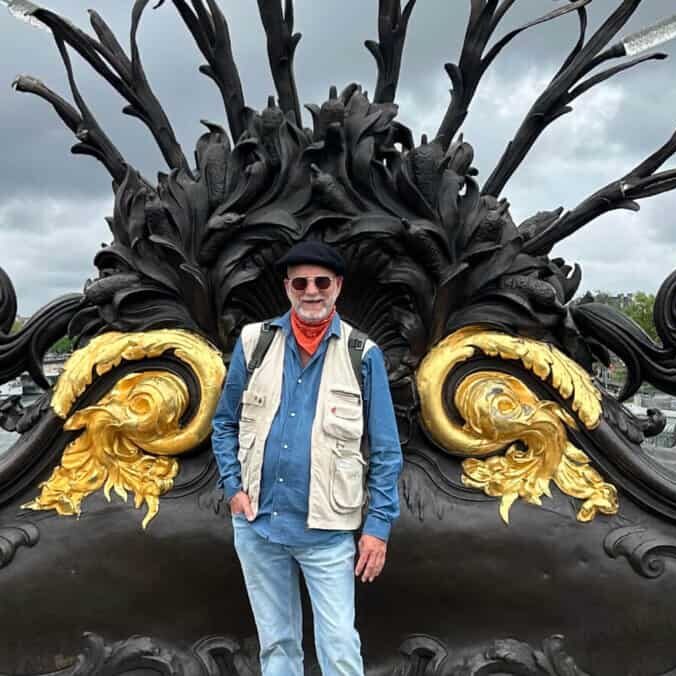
[212,311,403,546]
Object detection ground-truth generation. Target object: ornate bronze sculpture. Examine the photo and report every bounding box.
[3,1,676,673]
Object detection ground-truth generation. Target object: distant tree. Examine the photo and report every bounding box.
[624,292,657,341]
[586,290,657,341]
[50,336,74,354]
[8,319,72,353]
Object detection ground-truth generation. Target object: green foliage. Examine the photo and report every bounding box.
[623,292,657,341]
[50,335,74,354]
[8,317,72,353]
[587,290,657,341]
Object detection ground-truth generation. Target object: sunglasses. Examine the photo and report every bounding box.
[288,276,334,291]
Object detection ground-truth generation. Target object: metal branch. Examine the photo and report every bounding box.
[32,5,191,175]
[574,42,624,80]
[13,76,81,136]
[257,0,302,125]
[483,1,591,73]
[159,0,247,141]
[88,9,133,83]
[365,0,417,103]
[488,0,518,34]
[13,60,127,184]
[554,3,589,78]
[524,131,676,255]
[435,0,590,150]
[55,35,129,183]
[32,9,129,98]
[568,51,666,100]
[482,0,646,197]
[129,0,191,174]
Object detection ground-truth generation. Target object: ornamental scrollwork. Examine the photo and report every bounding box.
[417,327,616,523]
[13,632,258,676]
[604,524,676,579]
[397,634,592,675]
[22,330,225,528]
[0,522,39,569]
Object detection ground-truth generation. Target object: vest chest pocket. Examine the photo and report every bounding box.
[330,452,367,513]
[323,388,363,446]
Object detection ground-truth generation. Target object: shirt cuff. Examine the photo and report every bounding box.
[222,477,242,502]
[362,514,391,542]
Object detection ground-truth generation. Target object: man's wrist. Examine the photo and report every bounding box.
[223,480,243,502]
[362,514,391,542]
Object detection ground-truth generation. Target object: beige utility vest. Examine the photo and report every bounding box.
[238,319,375,530]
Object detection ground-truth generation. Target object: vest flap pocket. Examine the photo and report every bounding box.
[241,390,265,407]
[324,388,363,441]
[329,387,362,407]
[331,403,361,420]
[330,452,366,512]
[335,454,366,469]
[237,430,256,463]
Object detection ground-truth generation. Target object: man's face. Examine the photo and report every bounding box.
[284,264,343,323]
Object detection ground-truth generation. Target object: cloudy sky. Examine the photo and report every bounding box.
[0,0,675,315]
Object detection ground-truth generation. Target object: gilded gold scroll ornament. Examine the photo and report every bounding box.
[23,330,225,528]
[416,326,617,523]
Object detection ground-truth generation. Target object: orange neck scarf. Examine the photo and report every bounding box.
[290,308,336,356]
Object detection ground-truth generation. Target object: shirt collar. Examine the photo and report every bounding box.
[271,309,342,339]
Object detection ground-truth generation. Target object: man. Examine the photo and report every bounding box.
[212,241,402,676]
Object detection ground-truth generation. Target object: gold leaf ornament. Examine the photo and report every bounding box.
[416,327,617,523]
[23,330,225,528]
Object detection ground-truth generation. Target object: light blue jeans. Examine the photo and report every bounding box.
[232,518,364,676]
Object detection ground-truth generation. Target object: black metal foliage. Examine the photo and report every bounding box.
[394,634,594,675]
[0,269,82,390]
[16,633,259,676]
[4,0,676,436]
[572,269,676,401]
[0,631,603,676]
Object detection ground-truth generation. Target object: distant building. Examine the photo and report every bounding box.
[576,291,634,310]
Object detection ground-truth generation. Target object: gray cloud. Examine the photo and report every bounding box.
[1,0,676,313]
[0,194,111,314]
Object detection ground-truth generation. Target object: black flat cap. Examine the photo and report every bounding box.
[277,241,346,276]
